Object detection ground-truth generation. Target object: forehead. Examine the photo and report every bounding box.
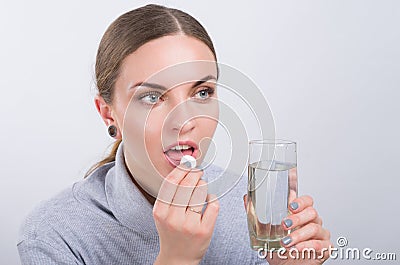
[117,35,217,89]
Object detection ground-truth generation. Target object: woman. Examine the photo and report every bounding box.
[17,4,331,265]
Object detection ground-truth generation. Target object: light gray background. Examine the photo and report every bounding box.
[1,0,399,264]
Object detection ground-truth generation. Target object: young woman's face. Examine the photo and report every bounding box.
[111,35,219,195]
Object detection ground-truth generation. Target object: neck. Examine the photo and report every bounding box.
[129,172,156,205]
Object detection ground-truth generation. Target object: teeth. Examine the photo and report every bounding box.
[171,144,190,151]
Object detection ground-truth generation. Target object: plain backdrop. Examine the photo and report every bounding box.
[1,0,399,264]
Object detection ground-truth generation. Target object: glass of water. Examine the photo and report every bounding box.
[246,139,298,251]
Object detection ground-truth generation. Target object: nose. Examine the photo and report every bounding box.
[168,101,197,135]
[165,101,196,136]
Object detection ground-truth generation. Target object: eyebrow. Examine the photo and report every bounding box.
[131,75,217,91]
[192,75,217,88]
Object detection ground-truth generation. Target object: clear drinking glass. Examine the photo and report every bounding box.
[246,139,298,251]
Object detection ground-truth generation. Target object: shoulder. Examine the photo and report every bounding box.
[18,187,76,243]
[18,162,115,244]
[17,185,86,263]
[17,187,83,263]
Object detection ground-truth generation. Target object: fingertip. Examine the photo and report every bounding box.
[289,201,299,211]
[289,195,314,212]
[282,218,293,230]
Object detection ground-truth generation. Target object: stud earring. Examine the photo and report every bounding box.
[107,125,117,138]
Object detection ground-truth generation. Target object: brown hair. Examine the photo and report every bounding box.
[86,4,217,177]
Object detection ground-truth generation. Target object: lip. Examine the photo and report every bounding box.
[163,140,199,154]
[163,140,199,167]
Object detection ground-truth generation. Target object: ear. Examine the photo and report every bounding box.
[94,95,122,139]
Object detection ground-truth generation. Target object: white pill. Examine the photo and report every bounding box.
[180,155,196,169]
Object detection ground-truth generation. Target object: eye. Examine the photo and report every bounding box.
[194,87,215,100]
[139,91,163,105]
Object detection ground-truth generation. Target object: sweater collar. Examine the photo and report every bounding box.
[105,142,158,236]
[104,142,224,235]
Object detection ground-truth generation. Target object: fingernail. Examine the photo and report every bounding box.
[283,219,293,228]
[290,202,299,210]
[282,236,292,245]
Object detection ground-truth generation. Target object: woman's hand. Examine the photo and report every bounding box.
[153,165,219,265]
[244,195,332,265]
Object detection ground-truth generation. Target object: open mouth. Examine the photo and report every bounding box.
[163,141,198,167]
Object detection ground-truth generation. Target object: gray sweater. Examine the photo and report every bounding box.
[17,144,267,264]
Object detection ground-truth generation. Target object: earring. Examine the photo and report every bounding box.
[107,125,117,138]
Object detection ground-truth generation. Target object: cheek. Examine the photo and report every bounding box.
[143,112,171,176]
[143,114,162,152]
[199,117,218,136]
[122,102,150,156]
[124,115,145,157]
[196,118,218,161]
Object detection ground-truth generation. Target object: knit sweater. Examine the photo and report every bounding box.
[17,143,267,264]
